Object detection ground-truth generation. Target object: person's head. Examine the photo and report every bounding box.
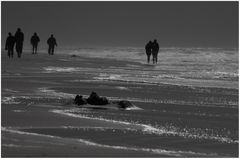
[8,32,12,36]
[17,28,21,32]
[34,32,37,36]
[149,41,152,43]
[51,34,53,37]
[154,39,157,43]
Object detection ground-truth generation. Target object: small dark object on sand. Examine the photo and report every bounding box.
[87,92,109,105]
[74,95,87,105]
[117,100,134,109]
[71,54,78,57]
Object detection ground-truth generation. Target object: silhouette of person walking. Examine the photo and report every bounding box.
[30,32,40,54]
[47,34,57,55]
[145,41,153,64]
[14,28,24,58]
[5,32,15,58]
[152,39,159,64]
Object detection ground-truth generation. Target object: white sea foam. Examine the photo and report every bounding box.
[3,89,18,93]
[2,144,41,148]
[115,86,129,90]
[43,67,80,73]
[2,96,21,104]
[37,87,75,98]
[12,110,28,113]
[76,138,218,157]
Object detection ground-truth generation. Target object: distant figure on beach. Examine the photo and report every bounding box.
[145,41,153,64]
[14,28,24,58]
[47,34,57,55]
[152,39,159,64]
[5,32,15,58]
[30,32,40,54]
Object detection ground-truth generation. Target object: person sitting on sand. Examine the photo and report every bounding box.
[152,39,159,64]
[14,28,24,58]
[47,34,57,55]
[30,32,40,54]
[5,32,15,58]
[145,41,153,64]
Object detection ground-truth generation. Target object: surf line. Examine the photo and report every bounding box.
[50,109,238,144]
[2,127,218,157]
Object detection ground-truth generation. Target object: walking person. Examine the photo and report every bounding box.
[47,34,57,55]
[15,28,24,58]
[5,32,15,58]
[152,39,159,64]
[145,41,153,64]
[30,32,40,54]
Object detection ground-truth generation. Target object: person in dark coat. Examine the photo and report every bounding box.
[5,32,15,58]
[47,34,57,55]
[145,41,153,64]
[30,32,40,54]
[14,28,24,58]
[152,39,159,64]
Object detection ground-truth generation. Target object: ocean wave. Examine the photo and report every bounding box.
[2,127,219,157]
[76,138,218,157]
[93,73,238,89]
[50,109,238,144]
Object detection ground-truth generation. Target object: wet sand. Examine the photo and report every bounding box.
[1,51,238,157]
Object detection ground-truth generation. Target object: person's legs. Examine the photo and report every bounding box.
[10,48,14,58]
[147,55,150,63]
[52,47,55,55]
[19,43,23,57]
[48,47,51,55]
[8,49,10,58]
[35,45,38,54]
[152,54,155,64]
[16,44,20,58]
[156,54,158,64]
[32,45,35,54]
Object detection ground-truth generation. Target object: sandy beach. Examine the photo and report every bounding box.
[1,49,238,157]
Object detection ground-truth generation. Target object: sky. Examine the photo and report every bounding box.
[1,1,239,48]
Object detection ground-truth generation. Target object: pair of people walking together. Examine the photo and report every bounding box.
[5,28,24,58]
[145,39,159,64]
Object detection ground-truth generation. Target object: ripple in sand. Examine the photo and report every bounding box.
[50,108,238,144]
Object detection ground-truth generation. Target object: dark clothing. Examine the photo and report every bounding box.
[15,31,24,58]
[31,35,40,54]
[145,42,153,63]
[145,42,152,56]
[152,41,159,64]
[5,35,15,58]
[47,37,57,55]
[31,35,40,45]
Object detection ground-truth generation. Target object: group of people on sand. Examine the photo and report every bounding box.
[5,28,57,58]
[145,39,159,64]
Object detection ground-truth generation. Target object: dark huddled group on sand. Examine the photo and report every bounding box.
[5,28,57,58]
[74,92,134,110]
[145,39,159,64]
